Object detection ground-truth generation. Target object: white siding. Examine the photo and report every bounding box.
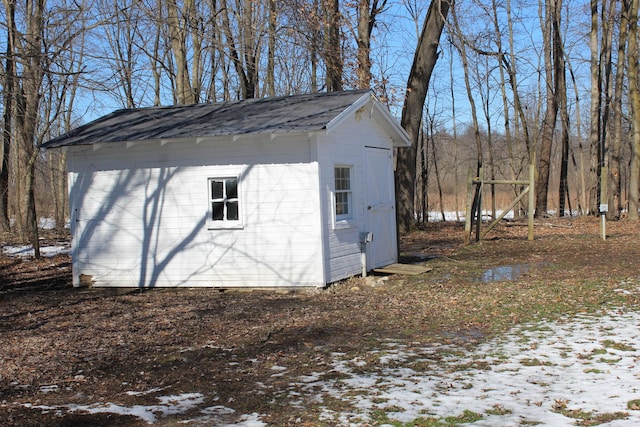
[68,135,325,288]
[318,106,396,283]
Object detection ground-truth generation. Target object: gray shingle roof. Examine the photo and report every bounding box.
[43,90,373,148]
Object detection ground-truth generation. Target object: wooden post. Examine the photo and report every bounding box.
[466,164,535,242]
[528,164,535,240]
[475,167,483,242]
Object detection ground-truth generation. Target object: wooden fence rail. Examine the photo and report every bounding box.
[464,164,535,243]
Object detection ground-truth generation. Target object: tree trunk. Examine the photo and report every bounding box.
[587,0,602,214]
[265,0,277,97]
[356,0,387,89]
[151,0,163,106]
[609,0,630,219]
[396,0,450,234]
[628,0,640,220]
[535,0,560,217]
[419,130,427,224]
[0,0,15,232]
[357,0,372,89]
[451,3,482,238]
[429,120,446,222]
[239,0,258,99]
[557,6,569,217]
[167,0,196,104]
[324,0,343,91]
[219,0,258,99]
[189,0,203,103]
[593,0,616,215]
[10,0,43,256]
[558,65,570,217]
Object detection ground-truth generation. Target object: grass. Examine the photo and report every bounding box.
[485,404,512,416]
[557,408,628,426]
[372,411,488,427]
[602,340,636,352]
[444,410,484,424]
[520,358,555,367]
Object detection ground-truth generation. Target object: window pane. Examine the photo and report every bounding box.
[226,178,238,199]
[335,167,350,191]
[212,202,224,220]
[335,192,349,215]
[227,201,239,220]
[212,180,224,199]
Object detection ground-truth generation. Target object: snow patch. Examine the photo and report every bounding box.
[291,310,640,426]
[24,393,267,426]
[2,244,70,258]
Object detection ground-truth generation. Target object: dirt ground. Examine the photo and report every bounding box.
[1,218,640,426]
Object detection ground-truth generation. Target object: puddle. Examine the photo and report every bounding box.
[472,262,549,283]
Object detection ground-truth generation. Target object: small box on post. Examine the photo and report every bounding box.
[359,232,373,277]
[599,203,608,240]
[600,167,607,241]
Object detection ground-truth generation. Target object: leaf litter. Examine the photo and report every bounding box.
[2,218,640,426]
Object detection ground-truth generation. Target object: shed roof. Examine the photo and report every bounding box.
[43,90,410,148]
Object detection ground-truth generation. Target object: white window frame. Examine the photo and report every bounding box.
[333,165,356,229]
[207,176,243,229]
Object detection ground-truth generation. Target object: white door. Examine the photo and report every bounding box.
[365,146,397,269]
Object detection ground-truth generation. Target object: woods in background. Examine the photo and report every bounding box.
[1,0,640,252]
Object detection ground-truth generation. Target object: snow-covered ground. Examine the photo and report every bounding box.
[1,217,70,258]
[305,308,640,426]
[19,308,640,426]
[1,244,70,258]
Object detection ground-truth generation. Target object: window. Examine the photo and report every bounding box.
[208,177,241,227]
[334,166,352,221]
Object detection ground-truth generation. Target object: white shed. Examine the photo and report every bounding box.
[43,90,410,289]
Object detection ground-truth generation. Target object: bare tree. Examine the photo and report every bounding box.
[355,0,388,89]
[167,0,197,103]
[609,0,629,219]
[265,0,277,96]
[219,0,266,99]
[587,0,601,215]
[628,0,640,220]
[557,39,570,217]
[396,0,451,234]
[535,0,561,217]
[7,0,45,255]
[450,2,483,235]
[0,0,15,231]
[323,0,343,91]
[99,0,142,108]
